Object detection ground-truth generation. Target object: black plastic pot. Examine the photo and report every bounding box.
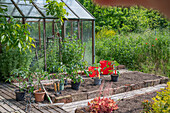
[64,79,68,86]
[15,89,26,101]
[71,81,80,90]
[94,78,102,85]
[111,74,119,82]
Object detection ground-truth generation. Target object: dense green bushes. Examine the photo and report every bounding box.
[0,49,34,81]
[95,28,170,77]
[79,0,169,33]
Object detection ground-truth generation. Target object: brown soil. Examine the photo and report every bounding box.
[45,71,162,97]
[76,91,159,113]
[114,91,158,113]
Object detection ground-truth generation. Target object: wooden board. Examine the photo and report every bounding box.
[0,83,68,113]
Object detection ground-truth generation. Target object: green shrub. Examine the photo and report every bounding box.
[79,0,169,33]
[0,49,34,81]
[142,82,170,113]
[61,36,85,67]
[95,28,170,76]
[46,38,60,73]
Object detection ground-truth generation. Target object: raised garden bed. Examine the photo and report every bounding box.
[45,71,169,103]
[75,90,159,113]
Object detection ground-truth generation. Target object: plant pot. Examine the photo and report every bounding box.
[60,83,64,91]
[64,79,68,85]
[34,90,46,102]
[111,74,119,82]
[15,89,26,101]
[94,78,102,85]
[71,81,80,90]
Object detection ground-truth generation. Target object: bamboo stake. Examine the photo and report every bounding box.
[39,82,64,107]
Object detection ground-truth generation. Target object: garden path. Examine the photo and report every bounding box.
[62,84,167,113]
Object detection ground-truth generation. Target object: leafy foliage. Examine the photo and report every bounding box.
[0,7,35,52]
[151,82,170,112]
[95,28,170,77]
[88,97,118,113]
[61,36,85,66]
[7,68,33,91]
[60,36,87,83]
[0,49,34,81]
[33,68,50,90]
[78,0,169,33]
[46,38,60,73]
[44,0,68,23]
[142,82,170,113]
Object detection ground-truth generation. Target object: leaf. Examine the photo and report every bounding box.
[18,42,21,48]
[16,24,21,28]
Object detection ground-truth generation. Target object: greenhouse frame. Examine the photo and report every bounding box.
[0,0,96,70]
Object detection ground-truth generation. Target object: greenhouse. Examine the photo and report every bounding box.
[0,0,95,70]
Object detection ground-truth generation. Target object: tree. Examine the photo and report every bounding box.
[0,4,35,53]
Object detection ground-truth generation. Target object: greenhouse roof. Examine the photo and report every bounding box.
[0,0,95,21]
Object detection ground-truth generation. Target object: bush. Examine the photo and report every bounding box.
[142,82,170,113]
[0,49,34,81]
[46,38,60,73]
[61,36,85,67]
[95,28,170,76]
[79,0,169,33]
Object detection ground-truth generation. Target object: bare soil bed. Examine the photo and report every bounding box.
[114,91,158,113]
[76,91,159,113]
[44,71,169,103]
[46,71,162,96]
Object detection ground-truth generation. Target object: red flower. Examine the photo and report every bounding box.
[152,45,154,46]
[155,38,157,40]
[146,43,148,44]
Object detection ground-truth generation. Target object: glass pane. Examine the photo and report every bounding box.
[34,0,78,19]
[0,0,13,3]
[65,21,71,37]
[63,0,94,19]
[46,22,52,39]
[27,21,39,40]
[64,6,78,19]
[18,0,30,4]
[26,18,40,22]
[82,21,92,65]
[0,3,14,15]
[17,4,33,16]
[28,7,42,17]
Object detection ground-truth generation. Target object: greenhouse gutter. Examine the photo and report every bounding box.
[1,15,95,21]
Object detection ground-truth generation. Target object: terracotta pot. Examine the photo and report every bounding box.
[34,90,45,102]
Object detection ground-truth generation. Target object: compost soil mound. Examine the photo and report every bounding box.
[46,71,161,96]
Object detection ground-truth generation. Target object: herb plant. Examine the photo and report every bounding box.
[7,68,33,92]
